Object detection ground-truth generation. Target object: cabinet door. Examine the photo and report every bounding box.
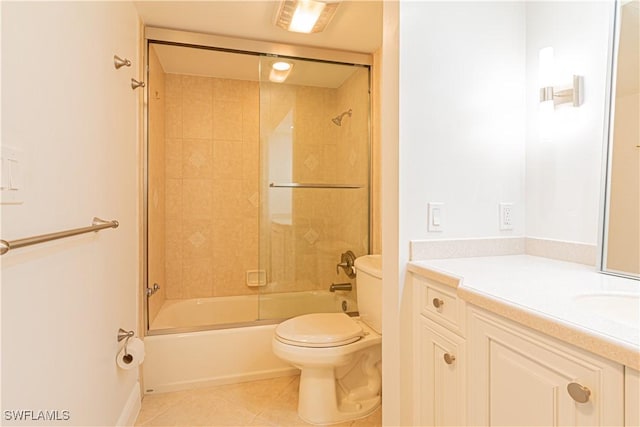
[415,316,466,426]
[468,308,623,426]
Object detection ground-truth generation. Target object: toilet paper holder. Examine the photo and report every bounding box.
[117,328,135,362]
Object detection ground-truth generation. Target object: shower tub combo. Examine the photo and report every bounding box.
[143,29,372,396]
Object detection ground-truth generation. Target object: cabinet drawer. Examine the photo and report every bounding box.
[414,275,466,336]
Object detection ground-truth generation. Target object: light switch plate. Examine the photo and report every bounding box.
[428,202,444,232]
[1,146,24,204]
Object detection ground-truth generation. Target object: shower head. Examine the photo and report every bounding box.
[331,109,352,126]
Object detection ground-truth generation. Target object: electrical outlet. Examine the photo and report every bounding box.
[499,203,514,230]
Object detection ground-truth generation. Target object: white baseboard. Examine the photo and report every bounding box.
[145,367,299,394]
[116,380,141,426]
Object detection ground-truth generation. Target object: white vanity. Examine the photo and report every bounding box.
[409,255,639,427]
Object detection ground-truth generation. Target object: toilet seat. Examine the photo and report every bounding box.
[275,313,365,348]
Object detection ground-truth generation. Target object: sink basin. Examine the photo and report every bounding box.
[573,293,640,327]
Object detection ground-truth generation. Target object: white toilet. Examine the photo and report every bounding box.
[272,255,382,425]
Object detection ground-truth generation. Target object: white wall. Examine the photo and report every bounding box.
[389,1,614,423]
[1,2,140,425]
[400,1,527,240]
[525,1,614,244]
[385,2,526,425]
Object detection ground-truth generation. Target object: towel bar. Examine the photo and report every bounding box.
[0,217,119,255]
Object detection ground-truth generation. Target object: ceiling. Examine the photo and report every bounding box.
[134,1,383,54]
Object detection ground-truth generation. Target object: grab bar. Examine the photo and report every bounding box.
[270,182,364,189]
[0,217,119,255]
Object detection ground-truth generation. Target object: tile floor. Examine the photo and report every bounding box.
[135,375,382,427]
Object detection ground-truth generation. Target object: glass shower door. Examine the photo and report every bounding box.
[258,55,371,320]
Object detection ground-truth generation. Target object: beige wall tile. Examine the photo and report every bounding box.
[183,99,213,139]
[165,138,183,179]
[212,179,243,218]
[182,257,214,299]
[213,78,245,101]
[182,179,212,220]
[213,140,243,180]
[165,96,183,139]
[165,179,183,222]
[182,139,213,179]
[182,219,213,260]
[165,257,183,300]
[164,73,182,99]
[213,99,243,141]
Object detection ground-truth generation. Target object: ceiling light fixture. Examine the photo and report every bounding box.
[275,0,340,34]
[269,61,294,83]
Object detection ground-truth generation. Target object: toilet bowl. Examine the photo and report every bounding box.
[272,255,382,425]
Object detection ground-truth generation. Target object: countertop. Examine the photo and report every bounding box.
[408,255,640,369]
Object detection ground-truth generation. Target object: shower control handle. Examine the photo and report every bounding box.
[336,250,357,279]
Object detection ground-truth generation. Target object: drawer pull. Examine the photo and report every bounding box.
[567,382,591,403]
[432,298,444,309]
[443,353,456,365]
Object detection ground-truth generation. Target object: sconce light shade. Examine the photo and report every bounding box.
[275,0,340,34]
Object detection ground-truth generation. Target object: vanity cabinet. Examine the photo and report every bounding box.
[415,316,466,426]
[413,275,467,426]
[467,307,624,426]
[626,367,639,427]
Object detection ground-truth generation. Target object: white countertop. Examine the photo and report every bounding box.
[408,255,640,369]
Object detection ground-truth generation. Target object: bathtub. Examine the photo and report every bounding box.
[143,290,357,393]
[150,290,357,330]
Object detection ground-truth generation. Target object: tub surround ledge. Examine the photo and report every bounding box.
[408,255,640,370]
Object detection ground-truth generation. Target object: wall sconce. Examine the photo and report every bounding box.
[538,47,584,107]
[269,61,293,83]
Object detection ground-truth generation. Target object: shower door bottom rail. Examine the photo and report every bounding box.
[269,182,364,189]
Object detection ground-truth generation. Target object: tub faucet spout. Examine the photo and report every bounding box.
[330,283,352,292]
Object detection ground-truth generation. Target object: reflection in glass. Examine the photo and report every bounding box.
[259,56,371,320]
[604,0,639,277]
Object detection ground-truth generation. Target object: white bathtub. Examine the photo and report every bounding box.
[143,290,357,393]
[150,290,357,330]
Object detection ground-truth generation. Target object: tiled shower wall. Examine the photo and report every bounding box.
[156,67,370,300]
[263,67,370,294]
[163,74,260,299]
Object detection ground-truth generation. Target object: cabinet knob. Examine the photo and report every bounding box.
[432,298,444,309]
[443,353,456,365]
[567,382,591,403]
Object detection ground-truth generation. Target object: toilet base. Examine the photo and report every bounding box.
[297,360,381,425]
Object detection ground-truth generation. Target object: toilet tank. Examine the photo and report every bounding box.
[354,255,382,334]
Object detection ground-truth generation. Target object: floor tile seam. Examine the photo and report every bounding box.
[137,396,190,426]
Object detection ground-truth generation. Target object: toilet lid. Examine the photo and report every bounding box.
[275,313,364,348]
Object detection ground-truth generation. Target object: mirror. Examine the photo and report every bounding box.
[602,0,639,278]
